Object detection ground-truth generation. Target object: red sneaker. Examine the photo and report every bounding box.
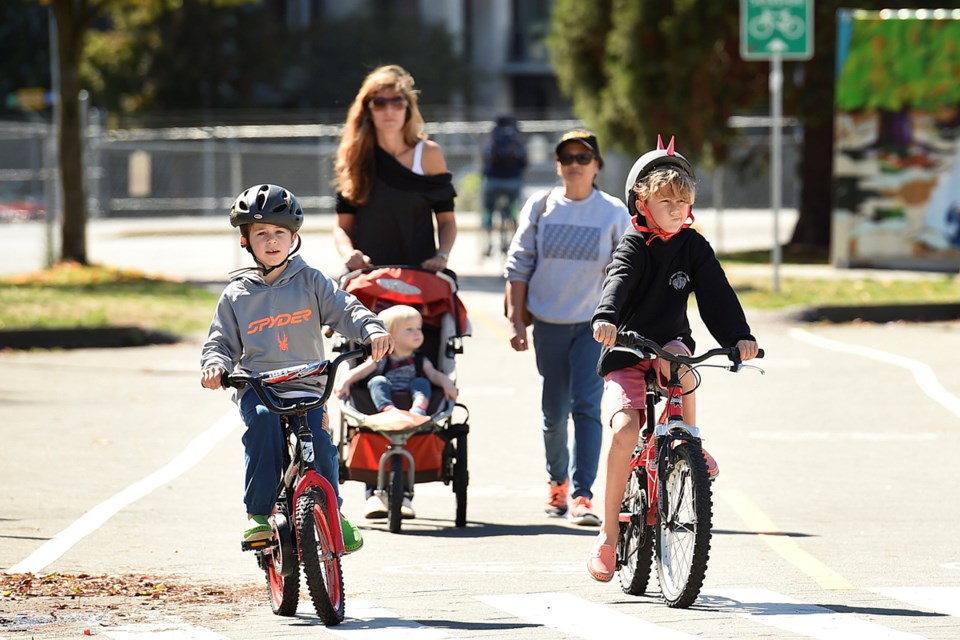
[545,479,569,517]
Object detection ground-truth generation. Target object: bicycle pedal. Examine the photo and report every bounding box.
[241,538,275,552]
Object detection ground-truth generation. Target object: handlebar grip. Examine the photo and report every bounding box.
[361,342,373,358]
[757,348,764,359]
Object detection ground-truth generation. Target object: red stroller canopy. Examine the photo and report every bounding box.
[342,266,468,334]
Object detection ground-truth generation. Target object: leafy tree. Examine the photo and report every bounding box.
[548,0,946,252]
[548,0,765,160]
[81,3,466,118]
[42,0,249,265]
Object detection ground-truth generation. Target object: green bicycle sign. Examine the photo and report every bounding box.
[741,0,814,60]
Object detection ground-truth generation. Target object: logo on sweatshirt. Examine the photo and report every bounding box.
[277,331,289,352]
[247,309,312,334]
[669,271,690,291]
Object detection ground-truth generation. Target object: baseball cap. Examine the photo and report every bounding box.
[555,130,603,167]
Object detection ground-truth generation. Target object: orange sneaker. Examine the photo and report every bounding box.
[587,543,615,582]
[703,448,720,479]
[569,496,601,526]
[545,479,569,517]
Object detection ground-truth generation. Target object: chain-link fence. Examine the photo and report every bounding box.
[0,113,801,222]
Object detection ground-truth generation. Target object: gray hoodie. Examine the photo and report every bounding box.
[201,255,386,400]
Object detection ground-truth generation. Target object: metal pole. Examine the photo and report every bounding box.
[45,7,60,267]
[770,51,783,293]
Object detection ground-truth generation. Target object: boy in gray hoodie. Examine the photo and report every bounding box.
[200,184,393,552]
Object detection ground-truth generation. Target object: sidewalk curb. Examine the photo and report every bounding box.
[793,303,960,324]
[0,326,181,350]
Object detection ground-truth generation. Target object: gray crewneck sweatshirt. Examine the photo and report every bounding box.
[504,187,630,324]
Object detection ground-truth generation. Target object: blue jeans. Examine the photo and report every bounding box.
[367,375,432,411]
[532,319,603,500]
[239,389,341,516]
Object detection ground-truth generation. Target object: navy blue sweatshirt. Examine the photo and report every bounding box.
[592,227,754,377]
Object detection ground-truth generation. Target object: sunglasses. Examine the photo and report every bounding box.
[558,152,595,166]
[369,96,408,111]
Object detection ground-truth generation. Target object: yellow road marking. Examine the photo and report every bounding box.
[717,488,855,590]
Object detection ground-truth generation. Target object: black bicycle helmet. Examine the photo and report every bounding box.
[623,135,695,214]
[229,184,303,233]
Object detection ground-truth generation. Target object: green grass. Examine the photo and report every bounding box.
[0,262,218,335]
[730,276,960,309]
[1,257,958,337]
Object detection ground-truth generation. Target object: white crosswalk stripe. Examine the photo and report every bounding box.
[82,587,960,638]
[872,587,960,617]
[477,592,702,639]
[701,588,927,639]
[308,599,456,639]
[102,623,231,639]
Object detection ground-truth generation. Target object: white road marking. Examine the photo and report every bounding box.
[103,623,231,639]
[385,561,580,575]
[316,599,456,638]
[747,431,938,442]
[789,328,960,420]
[6,411,241,575]
[702,588,926,639]
[873,587,960,617]
[477,592,702,639]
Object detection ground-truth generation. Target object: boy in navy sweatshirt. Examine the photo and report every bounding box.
[587,139,759,582]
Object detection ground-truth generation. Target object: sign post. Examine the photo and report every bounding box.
[741,0,813,292]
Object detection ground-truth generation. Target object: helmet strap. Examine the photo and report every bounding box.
[631,196,695,245]
[242,233,303,277]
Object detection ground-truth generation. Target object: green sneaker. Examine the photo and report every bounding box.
[340,514,363,554]
[244,515,272,542]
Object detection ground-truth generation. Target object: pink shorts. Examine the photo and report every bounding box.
[601,339,691,427]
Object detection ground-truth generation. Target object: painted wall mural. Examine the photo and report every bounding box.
[832,9,960,271]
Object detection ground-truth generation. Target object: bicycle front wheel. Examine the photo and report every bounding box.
[296,487,345,625]
[655,442,712,608]
[618,465,653,595]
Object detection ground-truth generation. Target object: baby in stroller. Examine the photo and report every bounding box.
[333,266,471,533]
[336,305,458,417]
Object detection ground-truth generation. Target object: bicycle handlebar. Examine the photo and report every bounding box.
[222,344,372,415]
[615,331,764,369]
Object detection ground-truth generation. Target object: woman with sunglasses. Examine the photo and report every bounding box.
[334,65,456,275]
[504,130,631,526]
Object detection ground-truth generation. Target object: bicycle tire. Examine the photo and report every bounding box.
[296,487,345,625]
[264,512,299,616]
[617,465,653,595]
[655,442,712,608]
[388,455,404,534]
[453,432,468,527]
[264,555,299,615]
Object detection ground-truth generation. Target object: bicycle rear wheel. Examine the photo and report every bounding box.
[617,465,653,595]
[296,487,345,625]
[263,512,299,616]
[655,442,713,608]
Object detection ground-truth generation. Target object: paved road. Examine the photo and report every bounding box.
[3,213,960,638]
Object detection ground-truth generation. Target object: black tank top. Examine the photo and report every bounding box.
[336,146,457,266]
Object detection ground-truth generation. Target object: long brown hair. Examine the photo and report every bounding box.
[335,65,426,205]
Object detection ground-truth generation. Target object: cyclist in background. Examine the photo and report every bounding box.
[481,114,528,256]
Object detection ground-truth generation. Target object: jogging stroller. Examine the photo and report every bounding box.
[334,265,471,533]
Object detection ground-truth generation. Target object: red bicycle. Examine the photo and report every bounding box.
[224,346,369,625]
[613,331,764,608]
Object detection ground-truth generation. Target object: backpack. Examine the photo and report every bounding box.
[484,126,528,177]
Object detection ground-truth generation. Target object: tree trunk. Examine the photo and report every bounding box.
[53,1,88,265]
